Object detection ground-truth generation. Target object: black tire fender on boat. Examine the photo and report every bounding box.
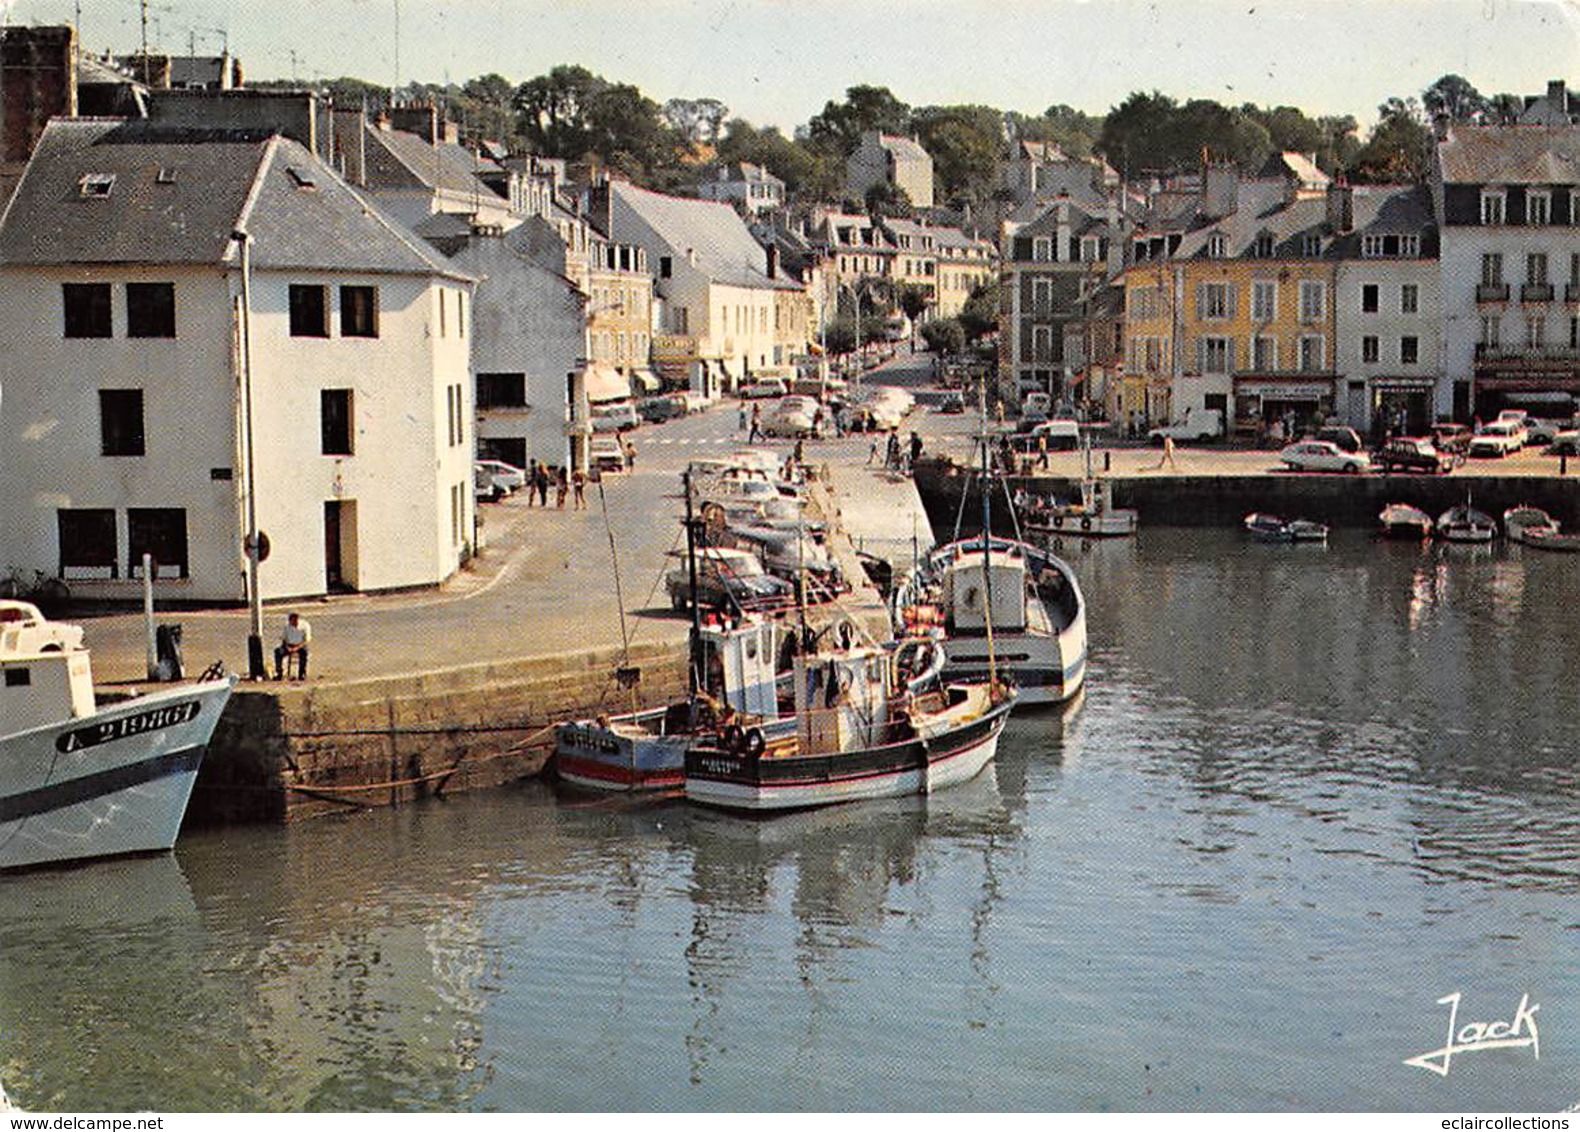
[1081,516,1092,532]
[744,728,766,759]
[722,723,745,754]
[1053,514,1065,529]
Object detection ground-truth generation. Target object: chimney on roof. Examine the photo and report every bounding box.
[388,102,438,144]
[1326,180,1353,235]
[1201,160,1238,221]
[766,242,779,279]
[0,25,78,165]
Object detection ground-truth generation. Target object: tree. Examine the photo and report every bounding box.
[513,64,603,157]
[958,280,1000,342]
[897,283,930,325]
[920,318,965,357]
[912,104,1003,210]
[715,118,820,193]
[1423,74,1489,124]
[806,84,911,156]
[1096,90,1180,178]
[663,97,729,146]
[1348,96,1431,183]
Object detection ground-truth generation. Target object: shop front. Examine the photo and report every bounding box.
[1473,358,1580,424]
[1233,377,1335,440]
[1369,376,1438,441]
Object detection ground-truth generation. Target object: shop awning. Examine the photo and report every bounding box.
[632,369,660,392]
[1369,376,1437,391]
[583,361,630,403]
[1235,381,1333,399]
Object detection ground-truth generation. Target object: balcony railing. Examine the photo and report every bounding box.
[1475,282,1511,303]
[1521,282,1555,303]
[1565,283,1580,303]
[1476,343,1580,360]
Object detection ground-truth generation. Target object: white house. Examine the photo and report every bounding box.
[599,180,804,394]
[0,119,476,603]
[846,131,934,210]
[696,162,785,215]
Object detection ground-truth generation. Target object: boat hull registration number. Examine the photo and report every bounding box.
[56,700,203,753]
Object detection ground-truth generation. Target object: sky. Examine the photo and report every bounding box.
[5,0,1580,132]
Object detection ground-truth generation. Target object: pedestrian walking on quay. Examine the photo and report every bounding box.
[738,401,748,432]
[555,467,568,509]
[1152,435,1178,471]
[534,462,550,506]
[622,435,636,471]
[572,468,587,509]
[909,431,923,469]
[524,460,539,506]
[885,431,901,470]
[748,404,763,443]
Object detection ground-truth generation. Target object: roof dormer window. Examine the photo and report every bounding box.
[1252,231,1274,258]
[1480,189,1506,226]
[1206,232,1228,259]
[78,173,115,198]
[155,167,177,185]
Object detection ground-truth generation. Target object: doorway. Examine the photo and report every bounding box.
[324,500,357,593]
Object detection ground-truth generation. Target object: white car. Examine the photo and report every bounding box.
[1468,420,1525,457]
[589,436,627,473]
[762,395,824,438]
[475,459,527,498]
[739,378,788,400]
[1279,440,1372,474]
[591,400,640,432]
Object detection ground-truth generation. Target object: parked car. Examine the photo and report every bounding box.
[1429,423,1473,454]
[474,463,505,503]
[589,436,627,473]
[665,546,795,612]
[637,394,685,423]
[590,400,640,432]
[1011,418,1081,453]
[1279,440,1372,473]
[1548,429,1580,456]
[1148,407,1224,443]
[1315,425,1364,453]
[739,377,789,400]
[936,391,965,414]
[762,394,825,439]
[475,459,527,495]
[1467,420,1525,458]
[1521,416,1567,445]
[1376,437,1455,474]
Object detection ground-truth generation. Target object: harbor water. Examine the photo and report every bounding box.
[2,528,1578,1111]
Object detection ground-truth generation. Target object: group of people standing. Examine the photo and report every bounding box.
[523,459,588,510]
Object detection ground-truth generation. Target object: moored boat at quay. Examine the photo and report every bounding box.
[683,636,1015,813]
[1436,503,1498,543]
[0,600,234,871]
[1378,503,1434,540]
[1504,505,1580,551]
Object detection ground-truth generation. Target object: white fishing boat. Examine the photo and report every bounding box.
[1504,505,1580,551]
[1021,441,1138,539]
[1436,503,1498,543]
[0,600,234,871]
[1378,502,1433,540]
[683,633,1014,812]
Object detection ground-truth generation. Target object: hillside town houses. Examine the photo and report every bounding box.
[2,20,1580,605]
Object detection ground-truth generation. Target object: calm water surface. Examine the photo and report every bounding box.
[3,529,1579,1112]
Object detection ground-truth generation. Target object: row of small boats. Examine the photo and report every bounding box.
[1379,502,1580,549]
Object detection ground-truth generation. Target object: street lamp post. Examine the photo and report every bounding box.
[233,228,266,679]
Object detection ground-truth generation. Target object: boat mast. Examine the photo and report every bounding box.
[977,381,998,687]
[682,470,704,699]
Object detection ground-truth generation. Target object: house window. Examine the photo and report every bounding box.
[1033,237,1052,262]
[1299,280,1325,322]
[1080,236,1101,262]
[1528,252,1550,285]
[1401,336,1420,364]
[1252,232,1274,258]
[1361,284,1379,313]
[1206,233,1227,259]
[62,283,112,338]
[99,389,145,456]
[340,285,379,338]
[438,290,448,338]
[1251,281,1276,322]
[1362,335,1380,363]
[659,255,672,279]
[477,372,526,409]
[1481,315,1501,347]
[125,282,175,338]
[1032,278,1052,312]
[1301,233,1321,256]
[458,292,466,338]
[321,389,353,455]
[289,285,329,337]
[1032,324,1053,361]
[1252,336,1277,371]
[1362,234,1384,258]
[1527,315,1546,348]
[1200,336,1231,374]
[4,668,29,687]
[1401,284,1419,314]
[1199,282,1231,320]
[1481,190,1506,225]
[1299,335,1325,372]
[57,509,117,579]
[1529,191,1551,225]
[127,508,188,579]
[1399,234,1420,256]
[1481,253,1504,284]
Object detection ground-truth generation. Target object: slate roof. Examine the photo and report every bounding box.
[1168,180,1325,259]
[0,119,468,279]
[1436,125,1580,184]
[612,181,798,290]
[362,121,508,199]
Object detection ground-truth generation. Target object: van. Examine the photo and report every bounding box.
[1021,392,1052,424]
[591,400,640,432]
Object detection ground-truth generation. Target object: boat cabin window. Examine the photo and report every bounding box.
[5,667,30,687]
